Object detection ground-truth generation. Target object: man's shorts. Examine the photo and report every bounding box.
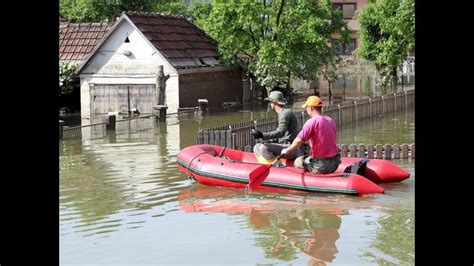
[294,154,341,174]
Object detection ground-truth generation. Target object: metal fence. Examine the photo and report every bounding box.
[197,90,415,158]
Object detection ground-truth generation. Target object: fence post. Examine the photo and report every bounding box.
[394,93,397,113]
[384,144,392,159]
[358,144,366,158]
[59,120,64,139]
[349,144,357,157]
[341,144,348,157]
[220,130,226,147]
[369,97,372,119]
[196,130,201,144]
[226,126,233,148]
[353,101,357,124]
[337,104,341,127]
[198,99,208,114]
[393,144,400,159]
[376,144,383,159]
[367,144,374,159]
[252,120,258,147]
[402,143,409,159]
[381,95,385,116]
[213,130,219,146]
[410,143,415,159]
[106,114,116,131]
[153,105,168,122]
[404,90,408,110]
[232,133,236,149]
[203,130,209,144]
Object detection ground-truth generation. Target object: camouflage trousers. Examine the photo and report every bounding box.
[293,154,341,174]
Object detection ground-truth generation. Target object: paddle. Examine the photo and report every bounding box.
[247,154,284,191]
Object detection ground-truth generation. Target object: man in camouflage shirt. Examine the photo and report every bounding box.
[251,91,300,164]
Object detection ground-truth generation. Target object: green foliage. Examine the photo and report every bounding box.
[188,1,213,24]
[356,0,414,88]
[59,0,175,22]
[153,1,190,17]
[59,61,79,97]
[198,0,350,90]
[60,0,212,24]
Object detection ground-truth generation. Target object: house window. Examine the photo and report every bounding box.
[332,39,357,55]
[333,74,357,90]
[332,3,356,19]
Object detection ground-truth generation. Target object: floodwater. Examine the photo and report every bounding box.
[60,105,414,265]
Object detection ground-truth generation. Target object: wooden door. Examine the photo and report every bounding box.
[91,84,156,115]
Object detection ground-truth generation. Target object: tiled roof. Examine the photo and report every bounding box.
[125,11,220,68]
[59,21,113,63]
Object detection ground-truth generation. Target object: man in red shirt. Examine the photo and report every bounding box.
[281,96,341,173]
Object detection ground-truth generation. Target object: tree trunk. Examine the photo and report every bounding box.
[328,81,332,106]
[156,65,170,106]
[313,78,320,97]
[343,75,346,102]
[391,67,397,93]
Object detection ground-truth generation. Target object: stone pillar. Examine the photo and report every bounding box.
[198,99,208,114]
[106,114,116,130]
[153,105,168,122]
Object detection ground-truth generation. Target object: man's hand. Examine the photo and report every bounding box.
[250,129,263,139]
[281,148,289,156]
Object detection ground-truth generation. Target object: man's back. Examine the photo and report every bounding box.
[299,114,338,158]
[263,108,299,144]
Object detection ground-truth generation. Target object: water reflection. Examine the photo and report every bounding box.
[60,118,186,238]
[178,184,377,265]
[338,109,414,145]
[60,105,414,264]
[363,209,414,264]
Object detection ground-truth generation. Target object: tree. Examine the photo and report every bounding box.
[153,1,212,22]
[59,0,175,22]
[59,61,79,97]
[153,1,190,17]
[337,57,377,100]
[197,0,350,95]
[187,1,213,25]
[356,0,415,92]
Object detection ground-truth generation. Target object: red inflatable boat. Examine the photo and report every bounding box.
[177,145,409,195]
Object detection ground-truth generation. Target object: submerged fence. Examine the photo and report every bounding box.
[60,115,156,141]
[196,90,415,159]
[61,122,107,140]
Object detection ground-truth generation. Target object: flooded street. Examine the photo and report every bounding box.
[60,106,414,265]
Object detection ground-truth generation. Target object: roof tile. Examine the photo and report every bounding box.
[125,11,220,68]
[59,21,113,62]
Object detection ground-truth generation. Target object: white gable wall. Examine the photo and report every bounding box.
[79,19,179,119]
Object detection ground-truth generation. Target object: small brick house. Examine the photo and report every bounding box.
[74,11,243,119]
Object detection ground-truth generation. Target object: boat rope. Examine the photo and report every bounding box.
[185,151,209,179]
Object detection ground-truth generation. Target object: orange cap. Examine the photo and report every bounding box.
[302,96,323,108]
